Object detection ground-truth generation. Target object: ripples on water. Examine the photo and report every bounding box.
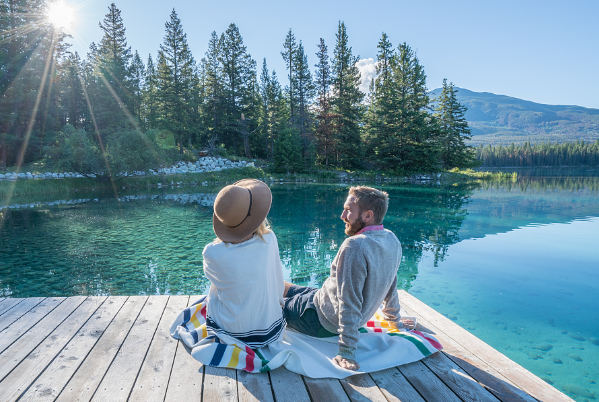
[1,167,598,401]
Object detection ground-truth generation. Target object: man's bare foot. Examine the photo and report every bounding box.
[283,280,294,297]
[333,355,360,370]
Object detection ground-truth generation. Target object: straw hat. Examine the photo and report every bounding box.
[213,179,272,243]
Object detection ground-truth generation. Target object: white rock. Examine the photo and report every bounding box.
[58,173,64,178]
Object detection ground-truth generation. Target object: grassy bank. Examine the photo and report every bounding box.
[444,168,518,182]
[1,165,519,199]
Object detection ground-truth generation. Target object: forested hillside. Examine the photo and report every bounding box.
[428,88,599,145]
[0,2,476,175]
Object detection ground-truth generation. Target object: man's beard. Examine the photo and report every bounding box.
[344,216,366,236]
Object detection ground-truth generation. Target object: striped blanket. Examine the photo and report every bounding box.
[170,296,442,379]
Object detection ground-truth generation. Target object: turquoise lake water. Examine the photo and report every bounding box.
[1,168,598,401]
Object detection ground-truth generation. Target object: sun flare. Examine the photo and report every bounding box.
[47,1,74,30]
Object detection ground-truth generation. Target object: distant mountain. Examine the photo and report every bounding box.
[428,88,599,146]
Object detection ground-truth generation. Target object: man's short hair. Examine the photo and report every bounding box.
[348,186,389,224]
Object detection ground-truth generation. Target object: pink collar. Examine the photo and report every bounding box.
[355,224,384,236]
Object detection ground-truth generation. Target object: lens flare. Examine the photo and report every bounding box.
[47,1,74,30]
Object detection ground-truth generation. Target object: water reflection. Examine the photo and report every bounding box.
[1,174,598,298]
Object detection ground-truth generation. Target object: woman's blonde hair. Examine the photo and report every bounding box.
[215,218,272,244]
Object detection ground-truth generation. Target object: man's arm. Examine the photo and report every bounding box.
[381,277,401,325]
[335,241,367,363]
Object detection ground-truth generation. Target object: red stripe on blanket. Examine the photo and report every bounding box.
[245,346,255,372]
[374,328,382,333]
[412,330,443,350]
[201,304,207,319]
[367,321,375,327]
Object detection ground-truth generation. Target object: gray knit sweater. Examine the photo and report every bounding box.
[313,229,402,360]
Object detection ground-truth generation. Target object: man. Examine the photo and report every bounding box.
[283,186,412,370]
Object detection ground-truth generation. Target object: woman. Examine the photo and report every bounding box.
[202,179,285,348]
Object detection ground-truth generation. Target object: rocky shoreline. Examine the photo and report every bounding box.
[0,157,254,181]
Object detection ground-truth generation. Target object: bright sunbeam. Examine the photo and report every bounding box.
[47,1,74,30]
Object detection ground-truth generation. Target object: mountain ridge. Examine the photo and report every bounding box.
[428,87,599,145]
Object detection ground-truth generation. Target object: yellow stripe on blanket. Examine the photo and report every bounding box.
[191,303,203,329]
[227,346,242,368]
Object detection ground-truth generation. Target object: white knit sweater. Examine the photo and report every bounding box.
[202,231,286,347]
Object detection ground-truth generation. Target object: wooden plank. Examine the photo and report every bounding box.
[0,296,106,402]
[238,370,275,402]
[0,298,24,317]
[304,377,350,402]
[0,296,86,381]
[398,361,462,402]
[203,366,238,402]
[16,296,127,402]
[164,296,203,402]
[163,343,204,401]
[55,296,148,402]
[268,367,312,402]
[398,291,573,402]
[400,302,537,402]
[0,297,65,354]
[422,351,501,402]
[339,373,388,402]
[91,295,169,402]
[0,297,45,332]
[129,295,189,402]
[370,368,426,402]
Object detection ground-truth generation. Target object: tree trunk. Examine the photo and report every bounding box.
[243,134,252,159]
[0,135,6,169]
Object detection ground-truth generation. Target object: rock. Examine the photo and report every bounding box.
[568,354,583,362]
[0,174,5,179]
[568,334,585,341]
[527,352,541,360]
[589,337,599,346]
[562,384,595,399]
[533,344,553,351]
[552,357,563,364]
[540,376,553,385]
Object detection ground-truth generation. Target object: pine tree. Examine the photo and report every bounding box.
[218,23,256,154]
[313,38,336,167]
[364,32,394,159]
[273,127,302,173]
[281,29,298,125]
[158,8,195,154]
[144,54,158,129]
[331,21,363,168]
[62,52,87,129]
[130,50,145,126]
[295,41,315,160]
[376,42,437,173]
[202,31,224,146]
[434,79,476,168]
[96,3,133,131]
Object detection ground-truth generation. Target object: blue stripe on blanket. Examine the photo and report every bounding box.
[183,307,190,325]
[210,343,227,366]
[191,328,199,344]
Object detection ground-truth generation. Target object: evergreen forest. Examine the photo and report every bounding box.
[476,141,599,167]
[0,2,479,176]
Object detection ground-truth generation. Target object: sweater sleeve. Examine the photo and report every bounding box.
[381,276,401,325]
[335,240,367,360]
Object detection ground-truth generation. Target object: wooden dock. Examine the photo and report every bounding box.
[0,292,573,401]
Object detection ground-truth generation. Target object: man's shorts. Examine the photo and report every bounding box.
[283,284,337,338]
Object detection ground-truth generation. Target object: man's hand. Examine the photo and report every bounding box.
[333,355,360,370]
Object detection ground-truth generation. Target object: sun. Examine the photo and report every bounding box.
[47,1,74,30]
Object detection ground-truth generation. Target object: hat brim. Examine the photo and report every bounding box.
[213,179,272,243]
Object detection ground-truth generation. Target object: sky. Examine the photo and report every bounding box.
[62,0,599,109]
